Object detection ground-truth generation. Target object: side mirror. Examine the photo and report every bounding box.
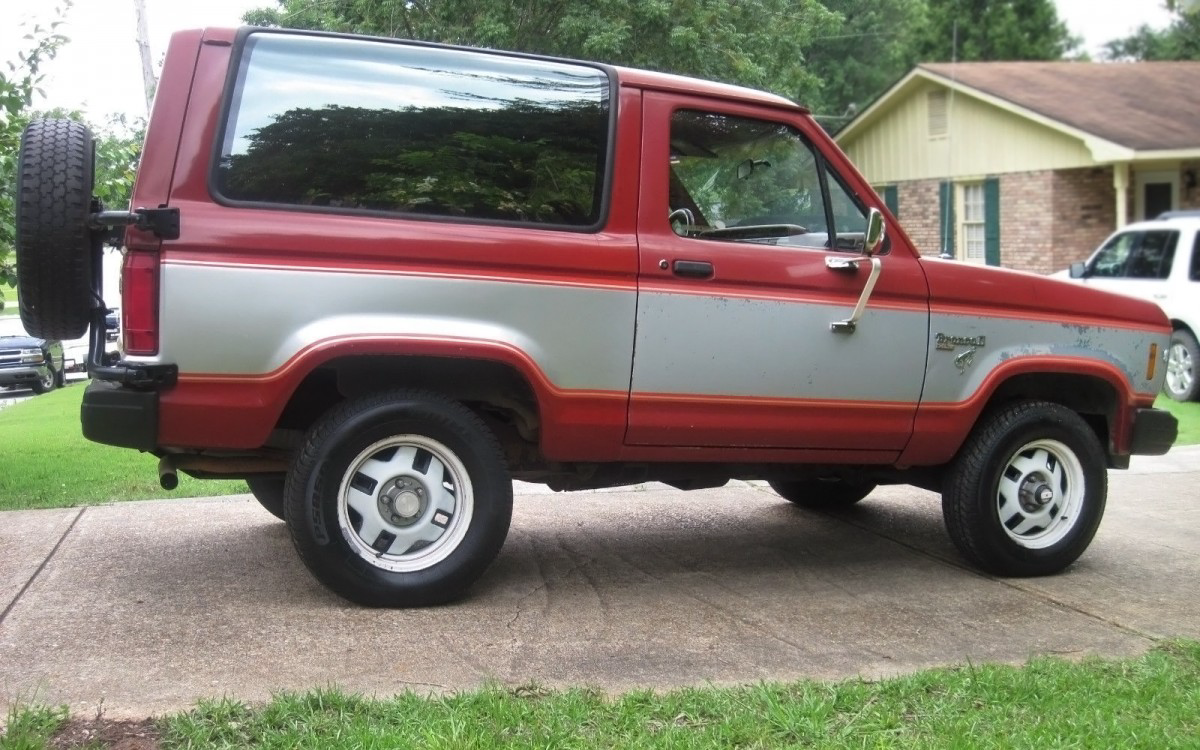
[1068,261,1087,279]
[736,158,771,180]
[863,207,885,256]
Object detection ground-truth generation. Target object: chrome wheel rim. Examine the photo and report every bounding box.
[1166,341,1193,398]
[996,439,1085,549]
[337,434,472,573]
[38,369,53,390]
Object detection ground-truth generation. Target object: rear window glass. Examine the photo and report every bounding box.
[216,33,611,227]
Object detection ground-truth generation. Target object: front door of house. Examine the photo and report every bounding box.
[1136,170,1177,220]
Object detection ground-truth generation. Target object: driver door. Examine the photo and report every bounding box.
[626,93,930,452]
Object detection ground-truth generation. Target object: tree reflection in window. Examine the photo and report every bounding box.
[216,34,610,227]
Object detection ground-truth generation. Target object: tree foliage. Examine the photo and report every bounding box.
[245,0,842,105]
[903,0,1079,63]
[800,0,923,126]
[1,3,72,292]
[243,0,1081,131]
[1103,2,1200,61]
[0,3,143,301]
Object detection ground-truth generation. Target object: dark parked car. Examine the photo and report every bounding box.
[0,317,65,394]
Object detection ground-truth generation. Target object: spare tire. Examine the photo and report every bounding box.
[16,119,98,340]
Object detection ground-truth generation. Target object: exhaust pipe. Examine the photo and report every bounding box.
[158,456,179,491]
[156,454,288,490]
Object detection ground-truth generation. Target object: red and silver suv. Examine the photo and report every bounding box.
[15,28,1177,606]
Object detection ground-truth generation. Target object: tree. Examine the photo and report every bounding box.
[244,0,842,102]
[1103,2,1200,61]
[1,4,142,308]
[1,3,72,294]
[903,0,1080,63]
[800,0,924,129]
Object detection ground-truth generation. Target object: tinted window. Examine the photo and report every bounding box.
[1191,232,1200,282]
[666,110,865,250]
[217,34,611,227]
[1125,230,1177,279]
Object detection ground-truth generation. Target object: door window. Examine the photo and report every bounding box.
[666,110,867,251]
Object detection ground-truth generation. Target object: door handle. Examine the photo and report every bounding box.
[672,259,714,279]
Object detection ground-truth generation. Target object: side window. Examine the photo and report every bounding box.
[666,110,866,251]
[1089,233,1137,277]
[216,34,611,227]
[1190,231,1200,282]
[1125,230,1178,279]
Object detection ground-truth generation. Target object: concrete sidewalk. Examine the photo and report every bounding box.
[1,447,1197,719]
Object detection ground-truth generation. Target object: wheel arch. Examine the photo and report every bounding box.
[902,359,1139,467]
[161,336,629,459]
[275,352,545,465]
[984,372,1118,456]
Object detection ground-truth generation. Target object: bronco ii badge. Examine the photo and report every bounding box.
[935,333,986,351]
[935,333,986,373]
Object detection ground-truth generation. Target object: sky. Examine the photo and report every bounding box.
[0,0,1184,124]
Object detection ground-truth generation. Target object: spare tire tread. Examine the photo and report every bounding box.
[16,119,97,340]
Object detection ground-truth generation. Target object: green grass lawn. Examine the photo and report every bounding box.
[4,642,1199,748]
[1156,393,1200,446]
[0,384,1196,513]
[0,384,246,511]
[0,281,16,316]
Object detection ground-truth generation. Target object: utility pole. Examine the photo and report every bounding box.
[133,0,156,115]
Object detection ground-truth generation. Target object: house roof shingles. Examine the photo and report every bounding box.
[919,61,1200,152]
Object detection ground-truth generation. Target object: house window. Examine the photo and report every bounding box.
[959,183,986,263]
[927,91,948,138]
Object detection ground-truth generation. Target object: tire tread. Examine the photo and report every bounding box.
[16,119,97,340]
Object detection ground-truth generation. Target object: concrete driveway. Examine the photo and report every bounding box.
[1,448,1198,718]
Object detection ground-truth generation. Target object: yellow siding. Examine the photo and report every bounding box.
[840,82,1095,183]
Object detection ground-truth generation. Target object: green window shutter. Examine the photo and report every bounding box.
[883,185,899,216]
[984,177,1000,266]
[938,181,955,257]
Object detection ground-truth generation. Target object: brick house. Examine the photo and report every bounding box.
[835,62,1200,274]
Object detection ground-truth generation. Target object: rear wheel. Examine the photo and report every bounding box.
[770,477,876,509]
[285,390,512,607]
[942,400,1106,576]
[1164,329,1199,402]
[15,119,99,340]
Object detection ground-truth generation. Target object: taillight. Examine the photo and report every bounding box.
[121,250,160,355]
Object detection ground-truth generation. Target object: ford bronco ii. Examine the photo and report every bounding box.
[15,28,1178,606]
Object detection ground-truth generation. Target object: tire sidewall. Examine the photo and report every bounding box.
[957,406,1106,575]
[287,394,511,606]
[1166,330,1199,402]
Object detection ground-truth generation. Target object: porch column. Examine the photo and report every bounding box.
[1113,162,1130,228]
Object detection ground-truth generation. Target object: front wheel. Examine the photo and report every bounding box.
[285,390,512,607]
[1164,330,1199,402]
[942,401,1107,577]
[30,367,56,395]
